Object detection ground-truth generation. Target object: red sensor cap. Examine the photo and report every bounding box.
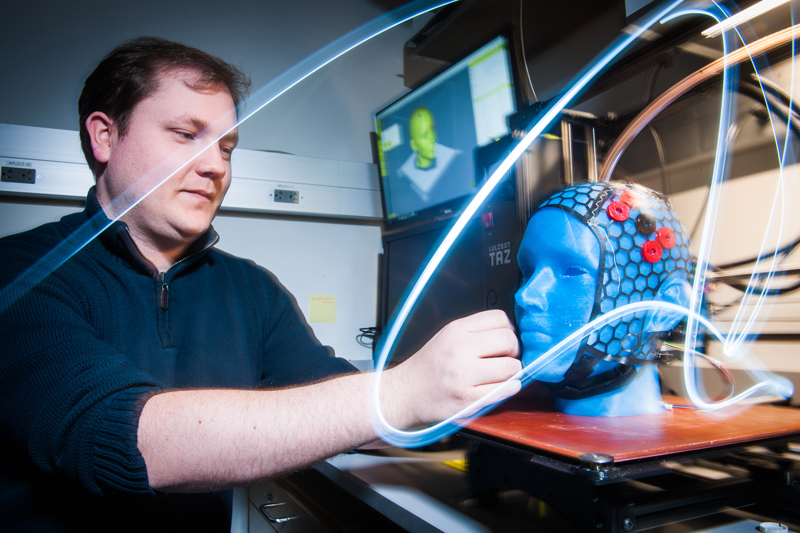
[642,241,663,263]
[656,227,676,249]
[607,201,630,222]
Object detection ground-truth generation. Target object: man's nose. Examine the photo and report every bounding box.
[195,144,227,179]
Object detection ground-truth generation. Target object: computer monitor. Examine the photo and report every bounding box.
[375,35,518,227]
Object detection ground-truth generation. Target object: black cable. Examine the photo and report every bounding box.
[737,78,800,143]
[356,327,378,349]
[715,234,800,271]
[752,73,800,116]
[723,279,800,297]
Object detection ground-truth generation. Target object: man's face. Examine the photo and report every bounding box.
[95,68,238,249]
[514,208,600,381]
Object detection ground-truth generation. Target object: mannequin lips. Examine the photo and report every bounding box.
[518,313,553,336]
[520,328,553,346]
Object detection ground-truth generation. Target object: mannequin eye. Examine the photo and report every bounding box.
[521,266,535,282]
[563,266,589,277]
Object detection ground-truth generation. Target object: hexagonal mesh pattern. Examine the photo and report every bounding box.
[537,182,695,362]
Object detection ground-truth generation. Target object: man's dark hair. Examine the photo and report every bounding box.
[78,36,251,176]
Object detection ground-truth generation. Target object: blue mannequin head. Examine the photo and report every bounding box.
[515,182,695,416]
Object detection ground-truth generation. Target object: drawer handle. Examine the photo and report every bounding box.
[260,502,301,524]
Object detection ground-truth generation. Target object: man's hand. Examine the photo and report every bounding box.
[382,309,522,429]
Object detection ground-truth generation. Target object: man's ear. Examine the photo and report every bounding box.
[644,272,691,333]
[84,111,115,165]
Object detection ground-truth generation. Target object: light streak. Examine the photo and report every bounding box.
[660,4,738,411]
[0,0,458,317]
[0,0,795,450]
[724,20,796,356]
[595,18,800,361]
[660,4,797,410]
[374,299,794,447]
[371,0,690,448]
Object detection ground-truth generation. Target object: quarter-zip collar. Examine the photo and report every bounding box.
[81,187,219,348]
[84,186,220,278]
[151,229,219,312]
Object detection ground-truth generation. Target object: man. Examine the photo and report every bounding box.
[0,37,521,530]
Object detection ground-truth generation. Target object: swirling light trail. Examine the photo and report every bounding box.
[372,0,796,446]
[372,0,693,447]
[660,5,740,411]
[0,0,794,449]
[725,17,797,356]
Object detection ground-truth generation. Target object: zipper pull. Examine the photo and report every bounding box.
[159,272,169,310]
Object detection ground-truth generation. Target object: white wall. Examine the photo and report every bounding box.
[0,200,84,237]
[212,212,381,362]
[0,0,421,163]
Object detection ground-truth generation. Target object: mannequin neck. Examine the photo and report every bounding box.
[554,364,665,417]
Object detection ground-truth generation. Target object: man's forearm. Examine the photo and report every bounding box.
[138,371,398,492]
[138,310,521,492]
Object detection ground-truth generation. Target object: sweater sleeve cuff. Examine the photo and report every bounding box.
[91,386,160,495]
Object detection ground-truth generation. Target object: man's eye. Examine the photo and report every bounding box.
[175,130,195,140]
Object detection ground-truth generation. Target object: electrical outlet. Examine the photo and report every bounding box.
[274,189,299,204]
[1,166,36,184]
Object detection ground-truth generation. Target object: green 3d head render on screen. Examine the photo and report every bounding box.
[409,106,437,169]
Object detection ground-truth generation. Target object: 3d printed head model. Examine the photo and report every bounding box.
[515,182,695,417]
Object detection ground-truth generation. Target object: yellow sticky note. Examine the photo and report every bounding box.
[309,295,336,323]
[443,459,469,472]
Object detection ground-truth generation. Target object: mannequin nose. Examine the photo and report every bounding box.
[515,269,553,312]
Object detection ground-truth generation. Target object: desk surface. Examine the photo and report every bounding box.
[466,398,800,462]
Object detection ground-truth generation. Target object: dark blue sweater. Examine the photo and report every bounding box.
[0,189,356,531]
